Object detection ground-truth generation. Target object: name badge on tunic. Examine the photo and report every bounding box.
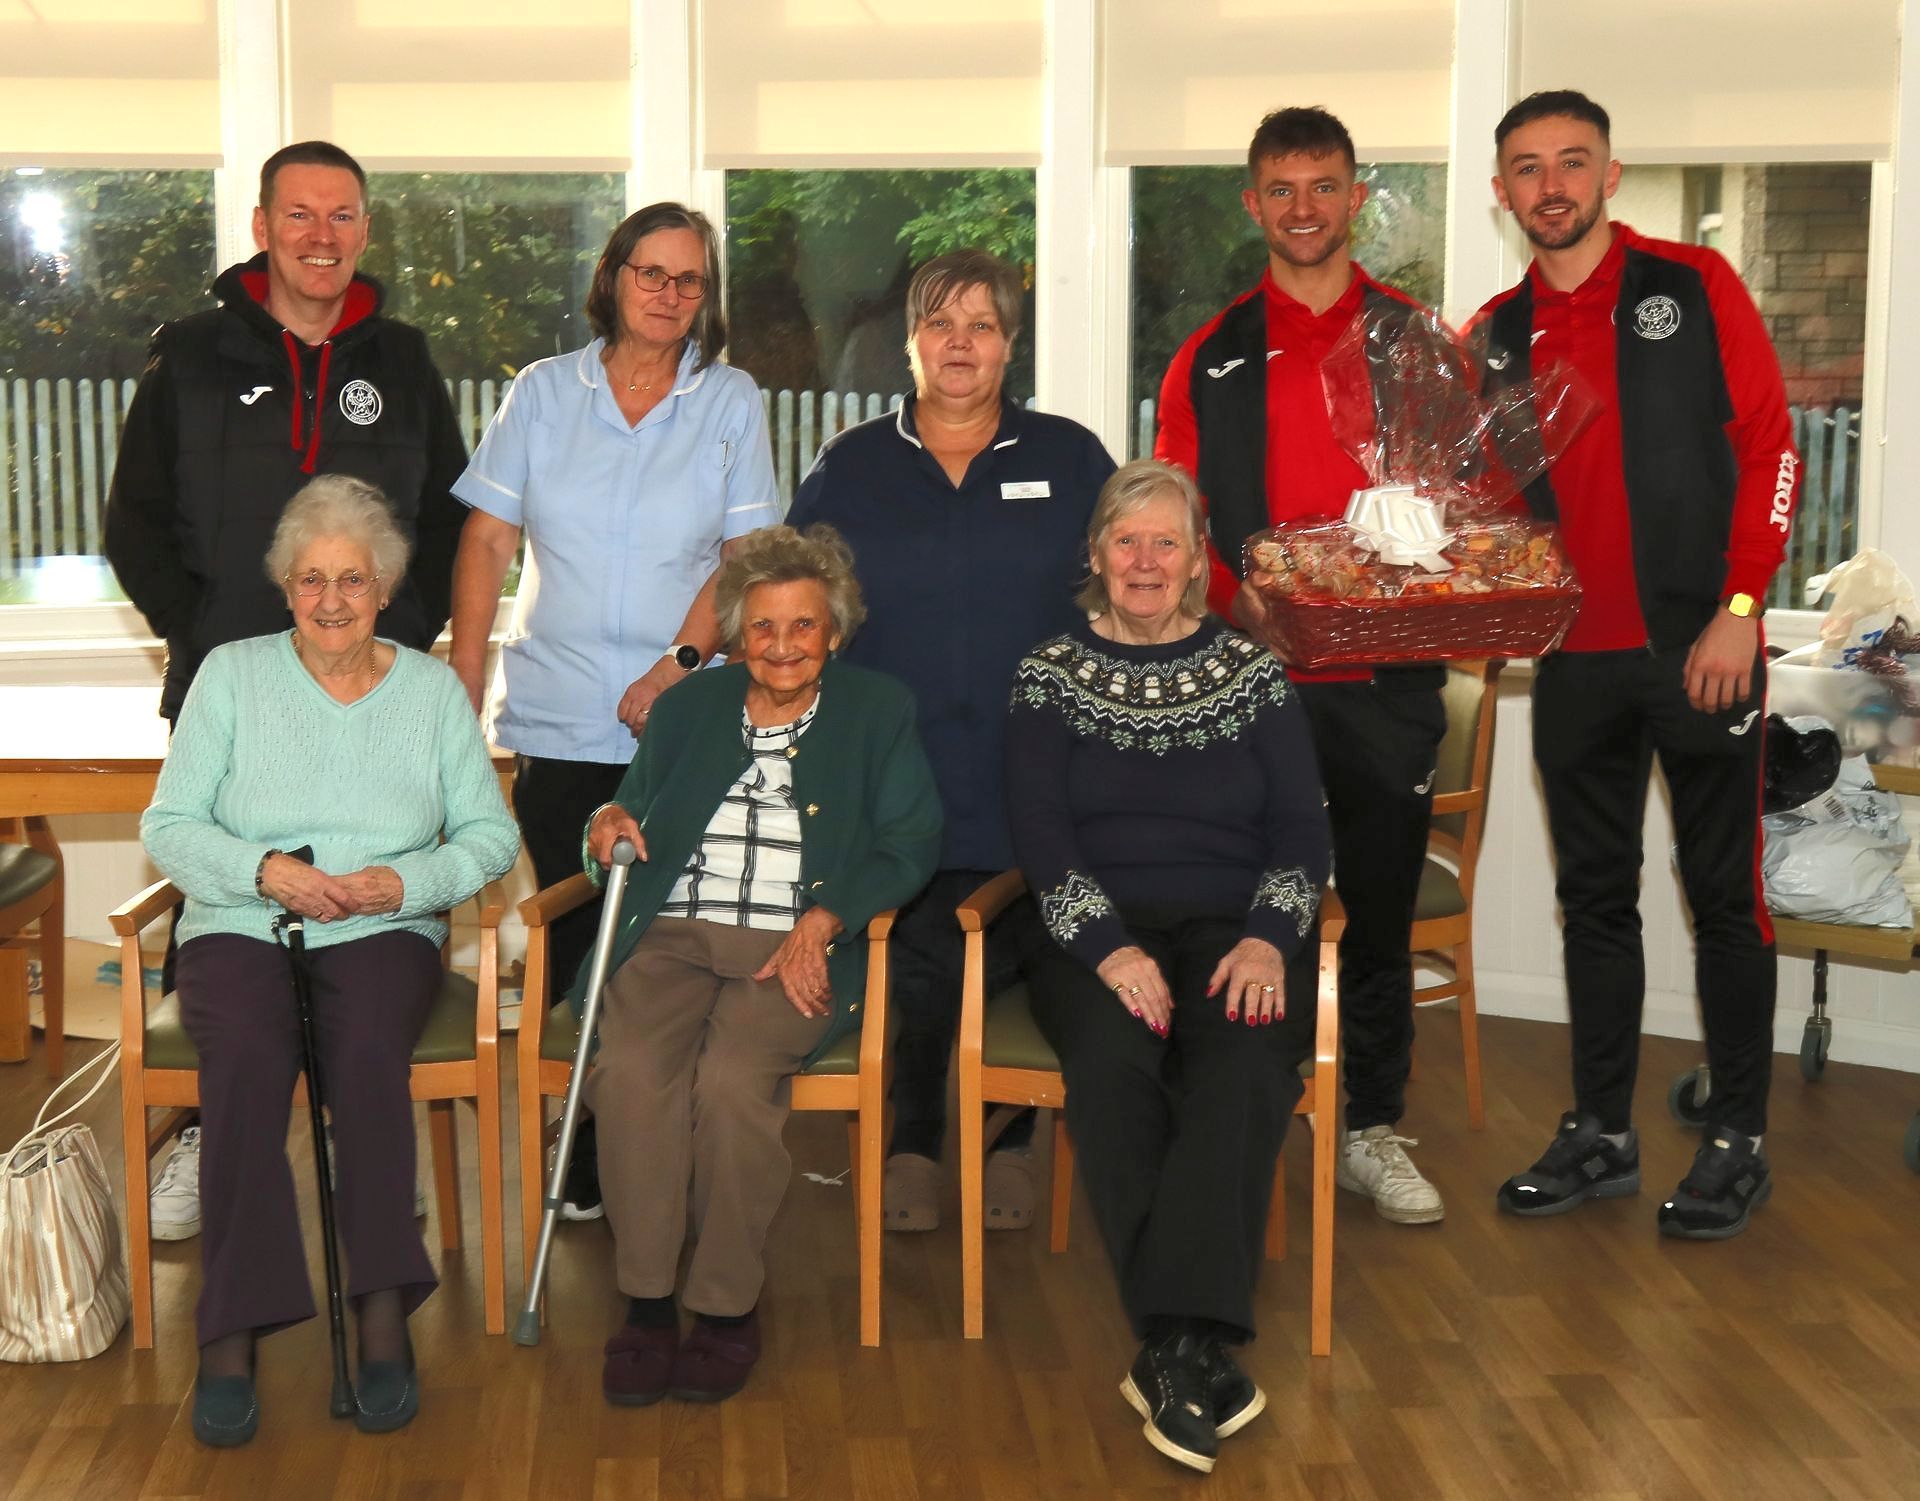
[1001,481,1051,500]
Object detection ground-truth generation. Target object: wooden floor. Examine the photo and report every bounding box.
[4,1011,1920,1501]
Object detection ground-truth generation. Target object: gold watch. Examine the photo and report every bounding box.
[1725,592,1759,618]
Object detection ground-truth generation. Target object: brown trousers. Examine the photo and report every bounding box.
[585,917,829,1317]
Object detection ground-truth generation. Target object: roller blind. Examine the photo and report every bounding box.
[284,0,629,165]
[1103,0,1454,165]
[700,0,1044,165]
[0,0,219,160]
[1517,0,1897,161]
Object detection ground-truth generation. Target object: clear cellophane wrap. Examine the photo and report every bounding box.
[1243,304,1596,667]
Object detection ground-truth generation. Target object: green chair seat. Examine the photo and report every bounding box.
[145,969,480,1072]
[541,1000,863,1075]
[1413,858,1466,923]
[983,982,1319,1079]
[0,843,57,912]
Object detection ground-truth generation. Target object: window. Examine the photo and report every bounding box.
[0,169,216,604]
[1126,163,1447,458]
[724,169,1038,503]
[359,171,626,458]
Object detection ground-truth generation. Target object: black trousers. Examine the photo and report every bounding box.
[886,868,1051,1160]
[1532,647,1776,1135]
[177,931,441,1347]
[1027,907,1314,1341]
[1293,673,1447,1131]
[513,753,631,998]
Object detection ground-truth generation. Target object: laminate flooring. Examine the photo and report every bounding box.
[3,1011,1919,1500]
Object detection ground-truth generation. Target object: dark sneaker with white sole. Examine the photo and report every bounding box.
[1198,1339,1265,1439]
[1120,1333,1218,1473]
[1497,1110,1640,1216]
[1658,1127,1771,1240]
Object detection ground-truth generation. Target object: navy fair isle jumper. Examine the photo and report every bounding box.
[1004,616,1331,973]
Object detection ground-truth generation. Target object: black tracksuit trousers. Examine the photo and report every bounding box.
[1532,646,1776,1136]
[1293,672,1448,1132]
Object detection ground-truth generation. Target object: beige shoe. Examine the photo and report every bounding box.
[1334,1126,1445,1223]
[983,1150,1035,1230]
[883,1152,941,1232]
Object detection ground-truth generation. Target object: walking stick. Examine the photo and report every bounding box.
[513,837,638,1346]
[270,848,355,1420]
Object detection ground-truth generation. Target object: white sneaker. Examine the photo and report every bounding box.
[1334,1125,1445,1224]
[150,1127,203,1242]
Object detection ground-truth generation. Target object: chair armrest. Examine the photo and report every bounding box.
[109,878,182,938]
[518,873,600,928]
[956,870,1027,934]
[475,880,510,930]
[1317,887,1346,946]
[857,909,896,1072]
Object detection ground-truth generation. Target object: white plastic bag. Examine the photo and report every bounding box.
[1761,757,1913,927]
[1806,548,1919,669]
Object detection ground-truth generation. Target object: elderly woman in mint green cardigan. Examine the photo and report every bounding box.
[578,522,940,1410]
[141,474,519,1449]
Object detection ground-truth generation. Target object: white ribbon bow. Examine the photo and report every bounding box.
[1343,485,1452,572]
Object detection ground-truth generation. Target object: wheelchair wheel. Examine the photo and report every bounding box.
[1798,1018,1832,1083]
[1667,1066,1712,1127]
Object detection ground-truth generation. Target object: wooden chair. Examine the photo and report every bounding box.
[0,816,64,1078]
[109,879,509,1348]
[516,877,896,1346]
[1405,660,1504,1129]
[957,876,1345,1356]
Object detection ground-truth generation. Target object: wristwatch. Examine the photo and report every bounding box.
[672,643,703,671]
[1725,592,1760,618]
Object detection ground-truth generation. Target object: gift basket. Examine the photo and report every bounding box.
[1242,305,1594,669]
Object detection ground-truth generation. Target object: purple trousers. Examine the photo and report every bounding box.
[176,930,441,1347]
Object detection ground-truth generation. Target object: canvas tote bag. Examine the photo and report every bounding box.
[0,1044,129,1362]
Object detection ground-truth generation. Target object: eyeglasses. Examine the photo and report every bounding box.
[626,263,708,300]
[287,569,378,599]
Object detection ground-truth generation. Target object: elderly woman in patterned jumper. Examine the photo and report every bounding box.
[581,523,941,1408]
[1004,458,1330,1477]
[142,474,520,1447]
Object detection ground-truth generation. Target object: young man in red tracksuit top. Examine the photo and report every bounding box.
[1476,91,1798,1239]
[1157,106,1448,1226]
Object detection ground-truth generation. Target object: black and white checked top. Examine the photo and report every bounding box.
[660,696,820,929]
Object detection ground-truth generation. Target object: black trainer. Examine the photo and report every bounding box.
[1496,1110,1640,1216]
[1657,1127,1771,1240]
[1119,1333,1218,1473]
[1198,1338,1265,1439]
[560,1116,604,1222]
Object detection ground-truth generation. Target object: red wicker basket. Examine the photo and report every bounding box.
[1252,580,1583,669]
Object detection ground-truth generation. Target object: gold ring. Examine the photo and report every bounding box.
[1128,986,1142,996]
[1261,984,1276,993]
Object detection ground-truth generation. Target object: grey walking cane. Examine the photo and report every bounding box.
[513,837,638,1346]
[269,847,354,1419]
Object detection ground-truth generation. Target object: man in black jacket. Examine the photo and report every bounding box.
[104,141,466,1247]
[106,140,466,723]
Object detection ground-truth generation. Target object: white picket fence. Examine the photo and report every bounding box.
[0,375,1861,612]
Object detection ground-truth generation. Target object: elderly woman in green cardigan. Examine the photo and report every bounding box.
[579,522,941,1408]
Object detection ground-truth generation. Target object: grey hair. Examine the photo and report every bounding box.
[264,474,411,597]
[1076,459,1210,618]
[715,523,868,649]
[903,249,1025,346]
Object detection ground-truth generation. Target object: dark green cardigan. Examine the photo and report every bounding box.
[573,657,942,1064]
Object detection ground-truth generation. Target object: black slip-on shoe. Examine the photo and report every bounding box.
[1658,1127,1772,1240]
[1119,1333,1218,1474]
[1497,1110,1641,1217]
[191,1371,259,1448]
[353,1359,420,1434]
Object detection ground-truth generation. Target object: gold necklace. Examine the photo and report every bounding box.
[614,344,679,394]
[293,631,377,695]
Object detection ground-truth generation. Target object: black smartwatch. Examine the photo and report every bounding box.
[672,643,703,672]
